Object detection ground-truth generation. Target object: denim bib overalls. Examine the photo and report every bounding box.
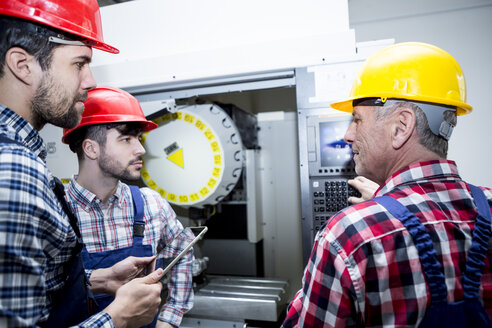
[81,186,162,328]
[0,135,94,327]
[374,184,492,327]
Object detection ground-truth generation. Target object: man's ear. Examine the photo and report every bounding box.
[4,47,40,85]
[82,139,100,160]
[391,108,416,149]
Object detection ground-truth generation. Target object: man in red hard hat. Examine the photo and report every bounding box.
[62,87,195,328]
[0,1,164,327]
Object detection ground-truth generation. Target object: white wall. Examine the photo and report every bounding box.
[348,0,492,187]
[94,0,355,89]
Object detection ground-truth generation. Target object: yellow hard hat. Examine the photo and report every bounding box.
[330,42,472,115]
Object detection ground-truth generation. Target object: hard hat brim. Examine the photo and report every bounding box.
[331,95,473,116]
[62,118,157,144]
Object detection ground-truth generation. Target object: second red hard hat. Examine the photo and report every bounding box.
[62,87,158,144]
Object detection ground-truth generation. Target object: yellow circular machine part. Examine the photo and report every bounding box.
[141,104,243,207]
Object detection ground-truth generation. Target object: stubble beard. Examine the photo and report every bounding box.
[99,150,142,182]
[31,72,87,130]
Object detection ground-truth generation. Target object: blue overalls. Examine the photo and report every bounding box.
[43,177,95,327]
[0,135,93,327]
[81,185,161,328]
[374,184,492,327]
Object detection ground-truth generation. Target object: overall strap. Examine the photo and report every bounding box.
[50,179,86,290]
[52,177,82,240]
[462,184,492,299]
[373,196,448,303]
[129,185,145,244]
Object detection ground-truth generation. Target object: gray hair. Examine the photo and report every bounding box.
[375,101,457,158]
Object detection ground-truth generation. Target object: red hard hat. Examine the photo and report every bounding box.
[0,0,119,54]
[62,87,158,144]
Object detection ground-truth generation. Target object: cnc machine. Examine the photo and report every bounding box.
[40,1,393,326]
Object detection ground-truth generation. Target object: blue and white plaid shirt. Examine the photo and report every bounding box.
[0,105,112,327]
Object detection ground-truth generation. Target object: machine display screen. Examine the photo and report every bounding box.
[319,120,353,167]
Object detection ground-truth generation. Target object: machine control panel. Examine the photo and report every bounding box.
[300,113,360,259]
[311,178,361,233]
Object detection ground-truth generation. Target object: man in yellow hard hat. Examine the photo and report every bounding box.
[0,1,164,327]
[282,42,492,327]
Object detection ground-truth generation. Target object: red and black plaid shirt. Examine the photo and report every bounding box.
[283,160,492,327]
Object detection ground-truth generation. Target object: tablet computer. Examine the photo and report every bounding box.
[159,226,208,276]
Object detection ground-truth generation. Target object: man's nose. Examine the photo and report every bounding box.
[81,67,97,91]
[344,121,355,144]
[135,139,146,155]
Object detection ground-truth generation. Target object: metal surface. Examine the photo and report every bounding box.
[245,150,262,243]
[181,317,246,328]
[256,112,302,297]
[130,70,296,104]
[187,275,289,322]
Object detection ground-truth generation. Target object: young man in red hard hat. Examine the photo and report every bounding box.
[0,1,164,327]
[282,42,492,327]
[62,87,194,328]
